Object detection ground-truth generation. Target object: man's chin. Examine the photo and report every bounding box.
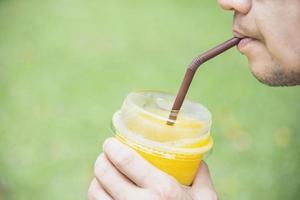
[249,64,300,87]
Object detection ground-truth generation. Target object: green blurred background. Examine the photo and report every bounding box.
[0,0,299,199]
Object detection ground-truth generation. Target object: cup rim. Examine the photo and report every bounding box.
[112,111,213,155]
[123,90,212,127]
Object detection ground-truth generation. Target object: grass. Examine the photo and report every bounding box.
[0,0,300,199]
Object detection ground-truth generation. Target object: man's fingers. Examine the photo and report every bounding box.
[192,161,214,188]
[191,161,218,200]
[103,138,173,189]
[88,179,112,200]
[94,153,137,200]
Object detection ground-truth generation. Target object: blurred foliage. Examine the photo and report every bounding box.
[0,0,299,199]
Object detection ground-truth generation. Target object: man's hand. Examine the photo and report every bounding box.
[88,138,218,200]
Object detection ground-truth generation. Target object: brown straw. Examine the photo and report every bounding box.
[167,37,241,125]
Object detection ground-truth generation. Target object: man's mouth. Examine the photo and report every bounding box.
[233,30,256,53]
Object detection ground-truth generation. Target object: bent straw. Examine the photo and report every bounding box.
[167,37,241,125]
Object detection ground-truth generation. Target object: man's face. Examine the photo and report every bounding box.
[218,0,300,86]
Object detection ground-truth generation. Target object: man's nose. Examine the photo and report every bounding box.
[218,0,252,14]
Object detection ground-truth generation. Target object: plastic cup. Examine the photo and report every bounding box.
[111,91,213,186]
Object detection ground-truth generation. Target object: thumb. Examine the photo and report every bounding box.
[190,161,217,199]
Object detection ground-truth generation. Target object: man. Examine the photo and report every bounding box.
[88,0,300,199]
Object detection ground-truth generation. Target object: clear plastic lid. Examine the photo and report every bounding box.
[112,91,212,148]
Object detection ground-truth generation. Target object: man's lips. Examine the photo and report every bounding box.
[233,31,245,38]
[233,30,256,52]
[237,37,254,51]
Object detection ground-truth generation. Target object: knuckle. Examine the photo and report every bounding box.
[153,178,178,199]
[94,155,110,179]
[114,150,134,168]
[94,153,104,169]
[137,168,152,185]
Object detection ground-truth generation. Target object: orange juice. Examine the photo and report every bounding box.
[111,91,213,186]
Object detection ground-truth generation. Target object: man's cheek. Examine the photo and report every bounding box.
[266,39,300,71]
[243,40,275,74]
[243,40,268,63]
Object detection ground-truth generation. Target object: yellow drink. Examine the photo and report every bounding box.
[111,91,213,186]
